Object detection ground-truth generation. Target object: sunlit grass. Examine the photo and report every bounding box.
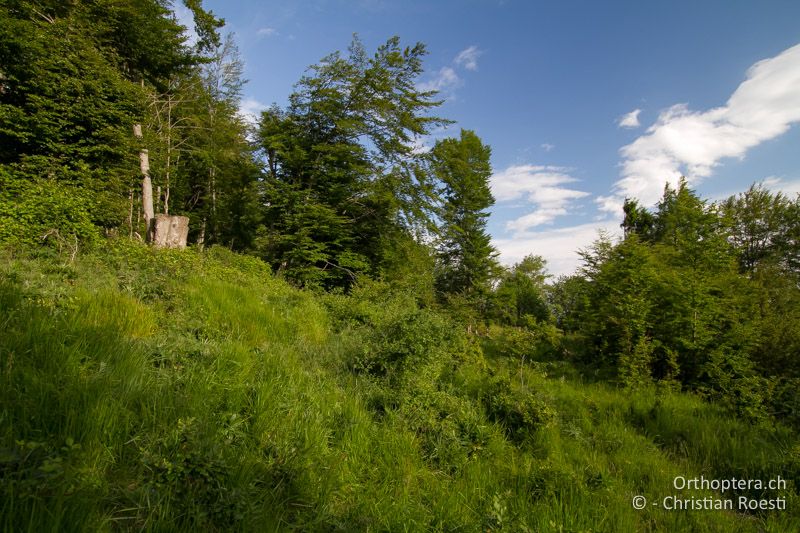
[1,242,797,531]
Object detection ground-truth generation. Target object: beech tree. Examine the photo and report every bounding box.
[255,35,449,288]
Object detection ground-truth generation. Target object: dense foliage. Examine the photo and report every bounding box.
[431,129,498,300]
[560,179,800,423]
[254,36,449,288]
[1,2,800,530]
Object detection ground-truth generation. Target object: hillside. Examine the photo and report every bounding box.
[2,3,800,530]
[2,242,797,531]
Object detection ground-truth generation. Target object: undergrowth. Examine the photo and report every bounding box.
[1,241,798,531]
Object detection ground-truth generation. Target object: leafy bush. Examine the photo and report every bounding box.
[484,376,556,441]
[494,321,562,362]
[137,418,245,529]
[353,307,455,386]
[618,335,654,388]
[768,378,800,430]
[0,173,100,250]
[700,349,769,423]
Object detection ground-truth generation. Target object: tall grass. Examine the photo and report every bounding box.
[1,242,797,531]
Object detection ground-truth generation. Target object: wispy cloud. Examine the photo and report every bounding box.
[418,66,462,94]
[601,43,800,214]
[617,108,641,129]
[490,165,590,233]
[761,176,800,196]
[238,97,268,125]
[418,45,483,99]
[710,175,800,202]
[540,142,555,152]
[455,45,482,71]
[256,27,277,38]
[494,221,621,277]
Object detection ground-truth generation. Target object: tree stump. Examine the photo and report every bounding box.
[152,214,189,249]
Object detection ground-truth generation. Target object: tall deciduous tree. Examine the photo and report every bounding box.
[720,184,795,273]
[255,35,449,288]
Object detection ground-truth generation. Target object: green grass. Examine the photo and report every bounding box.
[1,241,798,531]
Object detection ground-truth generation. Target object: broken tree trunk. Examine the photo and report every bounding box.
[133,124,155,241]
[152,214,189,249]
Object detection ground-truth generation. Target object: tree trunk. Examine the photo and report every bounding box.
[152,214,189,249]
[198,218,206,250]
[133,124,155,240]
[128,188,134,238]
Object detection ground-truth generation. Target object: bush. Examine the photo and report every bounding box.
[353,307,455,386]
[137,418,245,529]
[484,376,556,442]
[0,172,100,250]
[618,336,654,388]
[701,349,769,423]
[495,320,562,362]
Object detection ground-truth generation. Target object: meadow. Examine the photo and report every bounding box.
[1,242,797,531]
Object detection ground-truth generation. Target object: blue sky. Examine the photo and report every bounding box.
[187,0,800,275]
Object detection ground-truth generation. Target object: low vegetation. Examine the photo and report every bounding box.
[2,242,797,531]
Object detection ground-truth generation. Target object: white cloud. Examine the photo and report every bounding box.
[494,221,622,277]
[593,195,625,217]
[257,27,277,37]
[238,98,268,125]
[541,142,555,152]
[618,108,641,129]
[410,139,432,155]
[490,165,590,232]
[419,45,482,99]
[603,43,800,215]
[454,45,482,71]
[762,176,800,196]
[418,66,462,94]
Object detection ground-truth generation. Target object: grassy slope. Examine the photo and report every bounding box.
[1,242,798,532]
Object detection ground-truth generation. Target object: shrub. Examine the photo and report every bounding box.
[0,172,100,250]
[484,377,556,441]
[701,349,769,423]
[618,336,654,388]
[354,307,454,386]
[137,418,245,529]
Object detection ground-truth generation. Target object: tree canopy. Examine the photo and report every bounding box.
[255,35,449,288]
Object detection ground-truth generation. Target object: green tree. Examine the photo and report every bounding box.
[492,255,551,326]
[170,34,256,248]
[431,129,498,300]
[0,3,141,231]
[648,179,743,384]
[720,184,795,273]
[621,197,655,239]
[255,35,449,288]
[585,236,657,372]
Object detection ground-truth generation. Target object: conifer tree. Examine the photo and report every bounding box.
[431,129,498,299]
